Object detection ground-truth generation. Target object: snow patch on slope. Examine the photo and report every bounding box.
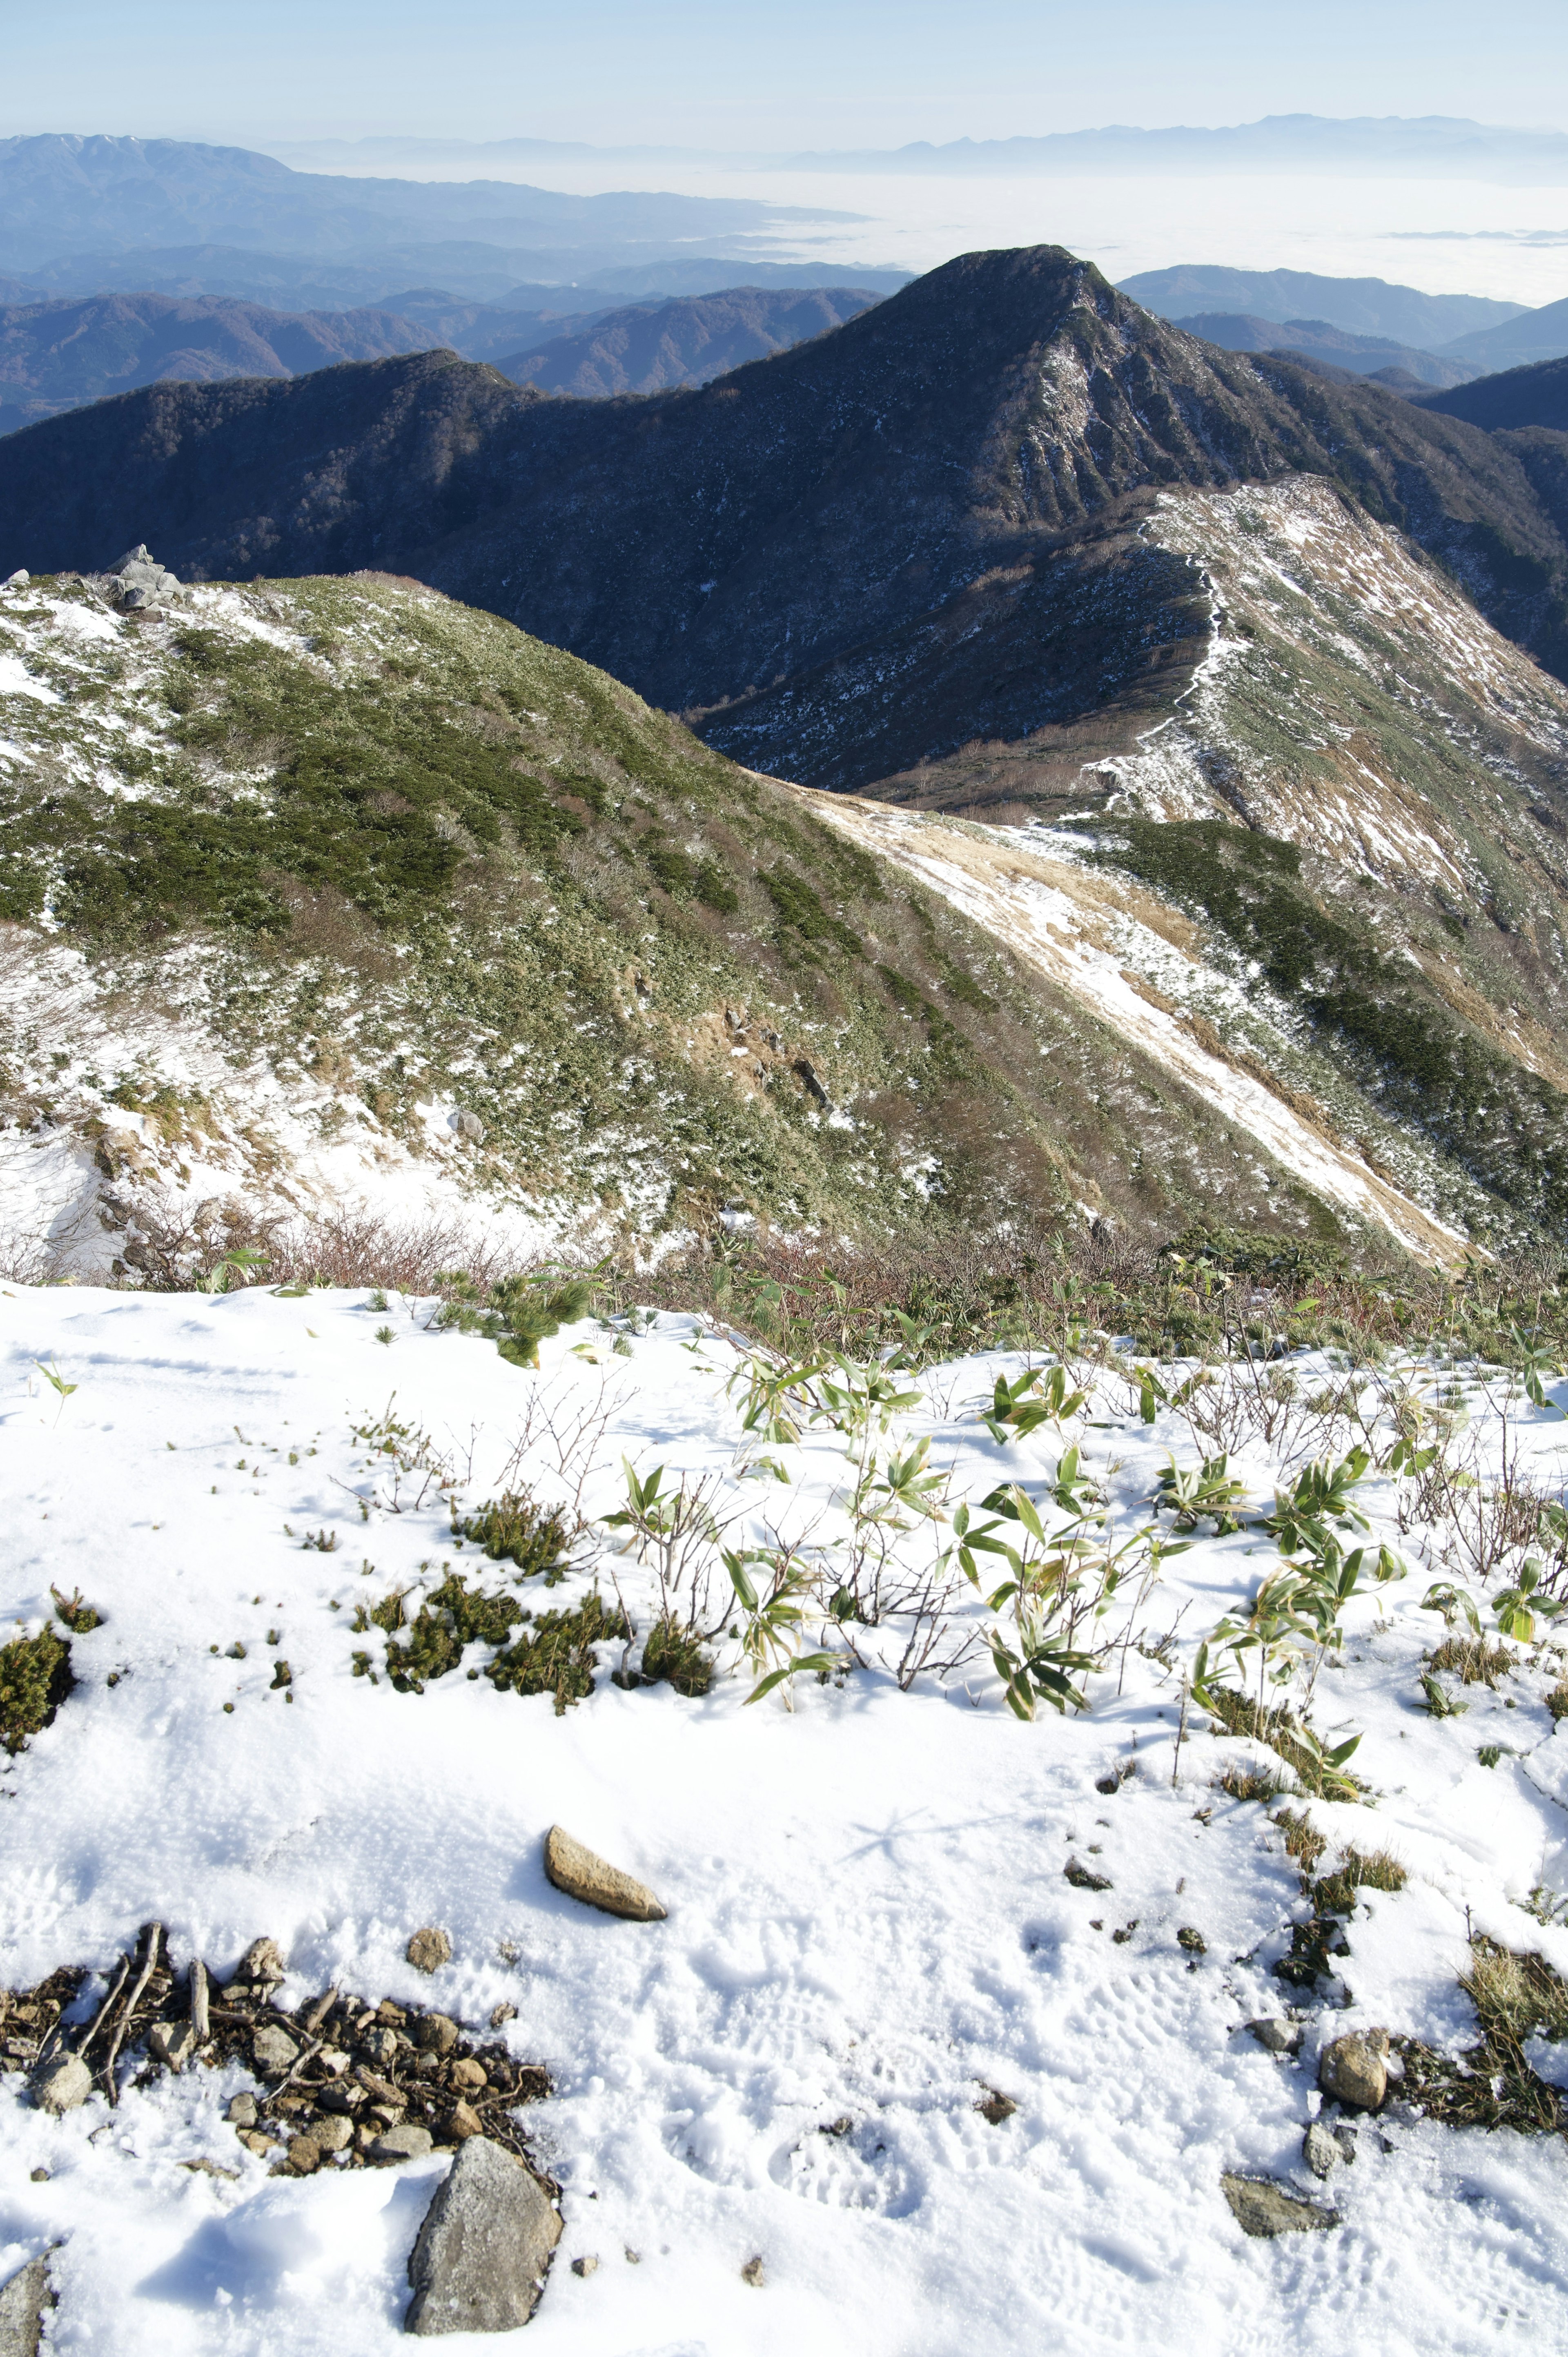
[808,794,1466,1261]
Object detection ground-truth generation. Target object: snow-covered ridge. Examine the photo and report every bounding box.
[4,540,1568,1272]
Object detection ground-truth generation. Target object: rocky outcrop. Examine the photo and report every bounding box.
[107,544,181,610]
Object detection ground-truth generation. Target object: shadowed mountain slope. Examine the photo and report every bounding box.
[5,248,1568,803]
[1417,354,1568,435]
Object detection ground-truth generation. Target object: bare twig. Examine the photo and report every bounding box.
[261,2033,325,2109]
[1172,1681,1192,1789]
[301,1986,337,2036]
[102,1921,162,2103]
[189,1958,209,2043]
[76,1951,131,2056]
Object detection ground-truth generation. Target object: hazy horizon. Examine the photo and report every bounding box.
[8,2,1568,149]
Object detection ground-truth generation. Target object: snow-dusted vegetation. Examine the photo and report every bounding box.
[4,1258,1568,2350]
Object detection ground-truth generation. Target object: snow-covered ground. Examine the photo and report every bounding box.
[3,1284,1568,2353]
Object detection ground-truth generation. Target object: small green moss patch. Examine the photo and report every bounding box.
[486,1594,630,1714]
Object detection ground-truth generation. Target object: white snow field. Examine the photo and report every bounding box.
[3,1283,1568,2354]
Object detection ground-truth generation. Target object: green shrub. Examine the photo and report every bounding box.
[436,1271,597,1369]
[640,1614,715,1697]
[0,1627,74,1754]
[762,869,862,957]
[452,1490,572,1581]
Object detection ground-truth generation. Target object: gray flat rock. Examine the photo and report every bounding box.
[544,1826,666,1922]
[405,2136,561,2335]
[252,2024,298,2075]
[1221,2172,1337,2237]
[0,2256,53,2357]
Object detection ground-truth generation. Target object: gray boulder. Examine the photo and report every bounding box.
[148,2019,199,2071]
[1244,2017,1301,2056]
[0,2255,52,2357]
[405,2136,561,2335]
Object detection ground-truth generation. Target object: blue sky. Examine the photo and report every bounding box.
[2,0,1566,148]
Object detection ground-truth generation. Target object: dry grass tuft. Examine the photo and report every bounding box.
[1430,1635,1517,1687]
[1218,1757,1289,1804]
[1273,1808,1327,1874]
[1394,1937,1568,2136]
[1463,1936,1568,2045]
[1313,1846,1408,1914]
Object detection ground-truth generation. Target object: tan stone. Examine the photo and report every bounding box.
[1318,2029,1389,2112]
[544,1826,667,1922]
[450,2058,486,2092]
[445,2099,485,2141]
[406,1927,452,1974]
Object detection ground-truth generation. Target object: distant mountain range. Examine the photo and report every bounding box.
[1437,297,1568,377]
[0,242,911,313]
[0,133,848,276]
[1173,313,1477,389]
[0,292,434,434]
[0,133,909,313]
[496,287,882,397]
[8,246,1568,798]
[1129,265,1568,376]
[0,285,891,432]
[270,115,1568,186]
[791,115,1568,181]
[1122,266,1521,346]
